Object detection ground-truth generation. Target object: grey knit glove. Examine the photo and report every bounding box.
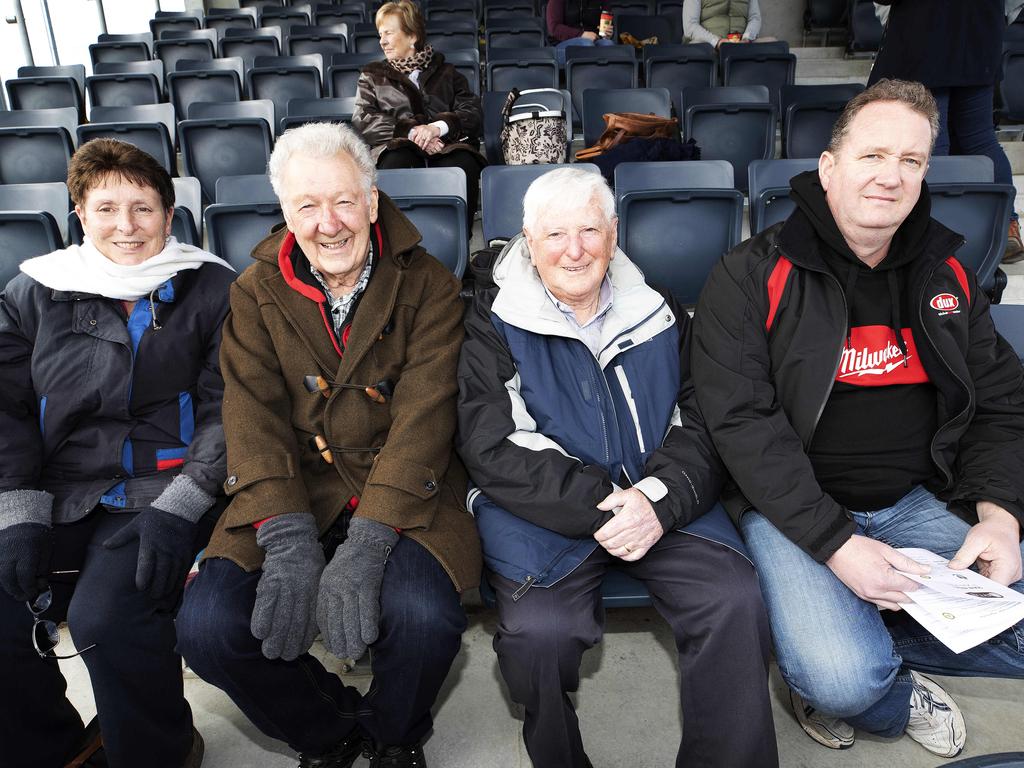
[316,517,399,661]
[252,512,326,661]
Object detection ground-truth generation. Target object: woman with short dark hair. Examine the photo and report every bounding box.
[0,138,234,768]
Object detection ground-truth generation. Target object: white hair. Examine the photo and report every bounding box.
[267,122,377,202]
[522,167,615,233]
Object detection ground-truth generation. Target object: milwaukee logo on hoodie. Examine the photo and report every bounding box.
[837,325,930,386]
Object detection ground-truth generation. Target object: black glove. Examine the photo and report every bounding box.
[251,512,326,661]
[316,517,399,661]
[103,507,198,600]
[0,522,52,602]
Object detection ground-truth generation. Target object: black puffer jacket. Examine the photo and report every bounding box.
[0,263,234,526]
[692,177,1024,563]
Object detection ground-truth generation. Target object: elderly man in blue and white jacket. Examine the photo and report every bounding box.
[456,167,777,768]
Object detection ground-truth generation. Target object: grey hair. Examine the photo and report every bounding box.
[827,78,940,155]
[267,122,377,202]
[522,167,616,233]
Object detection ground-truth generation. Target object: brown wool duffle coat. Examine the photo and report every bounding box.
[203,194,482,592]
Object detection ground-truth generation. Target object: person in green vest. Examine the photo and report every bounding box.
[682,0,773,47]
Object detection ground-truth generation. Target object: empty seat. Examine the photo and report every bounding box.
[746,158,818,233]
[581,87,672,148]
[179,104,275,202]
[90,103,176,151]
[281,96,357,132]
[0,107,78,184]
[155,38,217,77]
[215,174,278,204]
[780,83,864,158]
[167,68,243,122]
[486,48,558,92]
[613,160,734,201]
[384,196,468,276]
[0,181,70,243]
[721,49,796,113]
[5,77,83,121]
[315,4,366,27]
[443,48,481,95]
[287,24,350,57]
[485,18,545,50]
[350,22,382,53]
[219,29,282,70]
[86,72,163,108]
[481,163,601,244]
[377,167,468,204]
[682,86,775,191]
[565,47,638,131]
[925,155,995,184]
[89,41,152,65]
[928,183,1017,297]
[248,58,324,133]
[426,21,479,51]
[97,32,153,52]
[204,202,284,271]
[328,53,380,97]
[990,306,1024,361]
[483,0,536,23]
[612,13,680,45]
[643,43,715,116]
[17,64,86,100]
[425,0,478,24]
[0,212,63,286]
[205,12,258,37]
[617,186,744,305]
[151,13,203,39]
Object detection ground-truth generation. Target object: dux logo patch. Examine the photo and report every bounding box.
[929,293,960,315]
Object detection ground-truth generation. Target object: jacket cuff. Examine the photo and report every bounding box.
[0,489,54,530]
[632,476,678,530]
[151,474,216,524]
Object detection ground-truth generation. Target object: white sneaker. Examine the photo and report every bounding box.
[790,688,855,749]
[905,672,966,758]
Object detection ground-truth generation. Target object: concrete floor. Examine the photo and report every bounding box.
[58,602,1024,768]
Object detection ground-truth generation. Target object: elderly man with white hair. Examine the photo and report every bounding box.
[456,167,778,768]
[176,122,481,768]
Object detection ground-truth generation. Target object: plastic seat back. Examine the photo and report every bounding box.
[747,158,818,233]
[179,114,275,202]
[614,160,733,202]
[281,96,357,132]
[0,212,63,286]
[204,202,285,272]
[89,41,151,65]
[565,47,638,129]
[485,19,545,51]
[287,25,350,57]
[486,48,558,92]
[216,174,278,204]
[0,108,77,184]
[86,73,162,108]
[617,187,744,305]
[989,307,1024,363]
[6,78,83,120]
[581,87,672,148]
[925,156,995,185]
[0,182,69,242]
[167,69,243,122]
[613,13,680,45]
[247,64,323,133]
[481,163,601,244]
[643,43,715,116]
[328,53,380,96]
[155,39,216,78]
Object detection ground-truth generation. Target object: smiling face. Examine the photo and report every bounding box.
[278,150,379,291]
[378,13,417,60]
[75,176,173,265]
[524,195,617,314]
[819,100,931,244]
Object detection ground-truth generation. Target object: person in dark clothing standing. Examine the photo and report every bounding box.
[869,0,1023,263]
[693,79,1024,758]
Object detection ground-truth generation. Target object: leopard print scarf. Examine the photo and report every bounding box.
[387,44,434,75]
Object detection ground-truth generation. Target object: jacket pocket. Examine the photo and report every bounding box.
[224,454,295,496]
[361,454,440,530]
[365,455,440,500]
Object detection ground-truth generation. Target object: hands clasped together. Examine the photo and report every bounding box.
[251,513,399,662]
[407,124,444,155]
[593,487,665,562]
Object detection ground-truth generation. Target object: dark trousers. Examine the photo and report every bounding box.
[932,85,1015,189]
[0,506,218,768]
[491,533,778,768]
[377,145,483,228]
[176,536,467,753]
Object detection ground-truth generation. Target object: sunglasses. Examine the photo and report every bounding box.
[26,587,97,660]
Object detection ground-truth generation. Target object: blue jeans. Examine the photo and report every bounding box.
[554,35,615,66]
[176,536,467,752]
[741,486,1024,737]
[932,85,1017,222]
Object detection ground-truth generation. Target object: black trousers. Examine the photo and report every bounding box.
[377,145,483,228]
[176,535,467,753]
[490,532,779,768]
[0,505,219,768]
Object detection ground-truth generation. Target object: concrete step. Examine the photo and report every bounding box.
[1003,140,1024,176]
[794,56,872,81]
[790,46,848,60]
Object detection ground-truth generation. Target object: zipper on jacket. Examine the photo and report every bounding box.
[805,264,849,442]
[917,259,971,489]
[512,574,537,601]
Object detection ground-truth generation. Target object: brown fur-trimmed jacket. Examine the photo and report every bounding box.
[203,194,482,592]
[352,55,485,163]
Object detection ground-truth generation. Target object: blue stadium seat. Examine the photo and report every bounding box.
[746,158,817,233]
[0,212,63,286]
[179,106,275,202]
[803,0,846,45]
[328,52,381,97]
[97,32,153,53]
[643,43,715,117]
[350,22,382,53]
[481,163,601,244]
[425,0,478,24]
[614,160,733,203]
[926,156,995,184]
[247,58,324,132]
[151,15,203,39]
[929,183,1017,298]
[89,103,176,152]
[780,83,864,158]
[444,48,481,95]
[5,77,83,121]
[485,18,545,51]
[216,174,277,204]
[280,96,356,132]
[377,167,468,203]
[0,107,78,184]
[89,40,152,65]
[581,87,672,148]
[721,50,796,115]
[485,48,559,92]
[287,24,350,58]
[204,203,284,271]
[155,37,217,78]
[483,0,536,23]
[426,20,479,51]
[167,68,243,122]
[315,4,366,27]
[0,182,69,243]
[219,29,282,71]
[204,11,258,38]
[565,46,638,132]
[989,307,1024,362]
[616,181,743,305]
[613,12,680,45]
[86,72,162,108]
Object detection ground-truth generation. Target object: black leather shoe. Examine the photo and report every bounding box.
[298,731,366,768]
[368,742,426,768]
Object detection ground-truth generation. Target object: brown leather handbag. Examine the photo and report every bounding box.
[575,112,678,160]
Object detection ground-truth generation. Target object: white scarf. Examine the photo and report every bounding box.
[19,237,234,300]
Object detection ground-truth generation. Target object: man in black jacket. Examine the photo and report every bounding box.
[693,78,1024,759]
